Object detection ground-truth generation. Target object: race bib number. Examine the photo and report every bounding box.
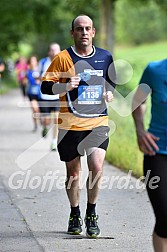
[78,85,103,104]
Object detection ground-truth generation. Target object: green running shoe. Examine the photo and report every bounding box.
[85,214,100,238]
[42,127,49,137]
[67,215,83,235]
[51,142,57,151]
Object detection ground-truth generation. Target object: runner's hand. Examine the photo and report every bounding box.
[137,131,159,156]
[103,91,114,102]
[66,76,80,91]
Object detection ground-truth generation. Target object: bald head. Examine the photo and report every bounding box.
[71,15,94,31]
[48,43,61,60]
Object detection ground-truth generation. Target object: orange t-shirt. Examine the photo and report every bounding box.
[42,47,115,131]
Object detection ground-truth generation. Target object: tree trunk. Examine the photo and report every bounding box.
[99,0,115,54]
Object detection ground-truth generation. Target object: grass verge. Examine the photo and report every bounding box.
[0,75,17,95]
[106,41,167,177]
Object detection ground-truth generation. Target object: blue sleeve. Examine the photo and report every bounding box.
[139,64,152,88]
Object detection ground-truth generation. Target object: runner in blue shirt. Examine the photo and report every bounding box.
[132,59,167,251]
[26,56,41,132]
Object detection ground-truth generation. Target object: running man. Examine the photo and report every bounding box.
[38,43,61,151]
[15,57,28,99]
[0,57,5,80]
[132,59,167,251]
[26,55,41,132]
[41,15,116,238]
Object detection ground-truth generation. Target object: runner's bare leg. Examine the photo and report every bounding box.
[86,148,106,204]
[65,156,81,207]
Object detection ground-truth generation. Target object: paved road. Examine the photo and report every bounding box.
[0,89,154,252]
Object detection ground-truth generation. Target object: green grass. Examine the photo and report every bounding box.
[106,40,167,177]
[106,108,144,177]
[0,75,17,95]
[115,40,167,96]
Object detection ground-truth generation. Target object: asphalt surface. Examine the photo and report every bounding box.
[0,89,154,252]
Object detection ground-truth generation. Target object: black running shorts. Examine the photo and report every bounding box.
[57,126,110,162]
[144,154,167,238]
[38,99,60,115]
[28,94,39,101]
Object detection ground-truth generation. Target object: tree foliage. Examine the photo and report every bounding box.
[155,0,167,11]
[116,0,167,45]
[0,0,167,59]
